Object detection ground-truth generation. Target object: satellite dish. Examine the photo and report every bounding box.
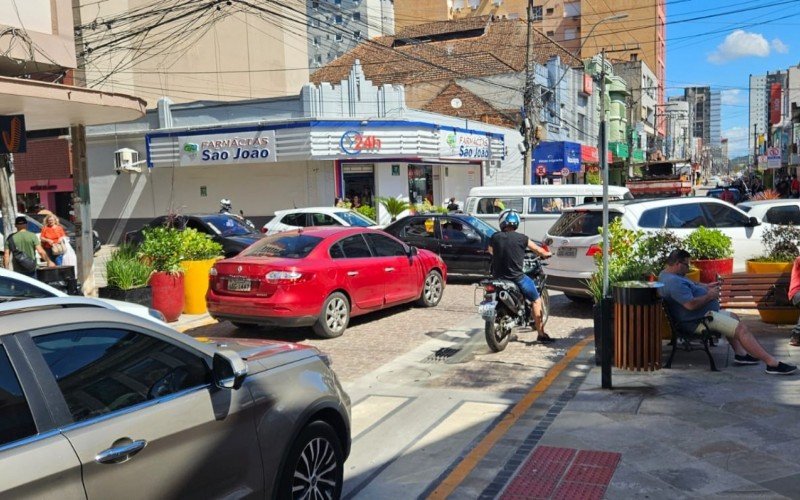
[450,98,463,109]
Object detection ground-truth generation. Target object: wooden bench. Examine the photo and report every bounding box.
[719,271,793,311]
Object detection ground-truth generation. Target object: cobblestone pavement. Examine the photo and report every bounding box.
[186,280,595,384]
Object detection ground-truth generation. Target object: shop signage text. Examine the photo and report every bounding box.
[340,130,382,155]
[440,131,492,160]
[179,130,277,166]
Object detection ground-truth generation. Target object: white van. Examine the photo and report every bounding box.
[464,185,633,241]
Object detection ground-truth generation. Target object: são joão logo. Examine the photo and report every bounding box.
[185,137,272,161]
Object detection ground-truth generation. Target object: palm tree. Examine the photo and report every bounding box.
[377,196,410,222]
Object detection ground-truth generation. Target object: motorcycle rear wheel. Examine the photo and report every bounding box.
[485,318,509,352]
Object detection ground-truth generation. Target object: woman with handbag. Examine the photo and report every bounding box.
[40,214,67,265]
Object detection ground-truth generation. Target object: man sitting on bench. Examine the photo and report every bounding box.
[660,249,797,375]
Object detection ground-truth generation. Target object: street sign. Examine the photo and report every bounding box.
[561,167,570,177]
[535,164,546,177]
[767,147,781,169]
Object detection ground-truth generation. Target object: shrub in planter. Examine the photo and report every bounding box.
[747,224,800,272]
[377,196,410,222]
[684,227,733,282]
[139,226,185,321]
[355,204,377,222]
[179,228,223,314]
[635,230,684,279]
[99,244,154,307]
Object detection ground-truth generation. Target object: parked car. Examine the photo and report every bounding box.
[207,227,446,337]
[384,213,506,277]
[0,297,351,499]
[706,188,743,205]
[0,267,166,323]
[262,207,380,235]
[124,213,263,257]
[25,214,103,253]
[738,199,800,225]
[543,198,763,298]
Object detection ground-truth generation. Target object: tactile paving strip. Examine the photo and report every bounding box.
[499,446,621,500]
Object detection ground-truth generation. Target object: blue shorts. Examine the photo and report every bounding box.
[515,275,540,302]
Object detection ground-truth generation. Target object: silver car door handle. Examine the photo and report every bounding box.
[95,439,148,464]
[385,267,395,272]
[347,271,359,276]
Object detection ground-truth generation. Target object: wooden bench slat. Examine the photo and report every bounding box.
[718,271,794,310]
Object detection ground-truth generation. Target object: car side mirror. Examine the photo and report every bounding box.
[213,350,247,390]
[406,245,418,257]
[747,216,760,227]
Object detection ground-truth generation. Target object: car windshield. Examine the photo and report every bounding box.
[549,210,622,237]
[242,233,323,258]
[335,211,376,227]
[462,216,496,237]
[202,215,254,237]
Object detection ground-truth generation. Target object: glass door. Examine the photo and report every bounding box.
[408,164,433,206]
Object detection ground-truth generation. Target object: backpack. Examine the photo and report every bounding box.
[7,233,37,273]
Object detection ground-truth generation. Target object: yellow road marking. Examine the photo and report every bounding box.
[427,336,593,499]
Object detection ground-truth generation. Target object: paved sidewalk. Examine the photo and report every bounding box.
[444,312,800,499]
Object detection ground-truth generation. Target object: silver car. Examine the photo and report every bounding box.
[0,298,351,499]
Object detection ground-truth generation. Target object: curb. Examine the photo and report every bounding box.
[175,316,219,333]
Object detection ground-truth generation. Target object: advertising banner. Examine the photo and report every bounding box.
[770,83,782,125]
[439,130,493,160]
[178,130,277,166]
[533,141,581,174]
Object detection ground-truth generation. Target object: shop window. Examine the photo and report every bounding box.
[530,6,543,21]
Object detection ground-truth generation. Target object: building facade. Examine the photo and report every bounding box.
[613,60,657,162]
[665,98,690,160]
[749,73,768,157]
[683,86,722,168]
[307,0,395,69]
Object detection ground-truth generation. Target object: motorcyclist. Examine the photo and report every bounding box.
[488,209,555,343]
[219,198,256,230]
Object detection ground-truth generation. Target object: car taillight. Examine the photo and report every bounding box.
[586,245,602,257]
[265,270,307,284]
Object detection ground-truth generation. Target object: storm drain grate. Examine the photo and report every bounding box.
[424,347,461,363]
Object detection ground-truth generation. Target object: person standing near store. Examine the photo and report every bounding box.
[40,214,67,265]
[4,216,54,277]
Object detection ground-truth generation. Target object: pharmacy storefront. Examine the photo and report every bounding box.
[145,119,505,225]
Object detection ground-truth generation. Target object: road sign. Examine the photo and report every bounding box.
[767,147,781,169]
[536,165,546,177]
[561,167,570,177]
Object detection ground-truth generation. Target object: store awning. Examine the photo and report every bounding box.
[0,76,146,131]
[580,144,612,163]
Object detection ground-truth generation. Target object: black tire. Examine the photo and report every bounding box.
[416,270,444,307]
[313,292,349,338]
[485,318,509,352]
[540,288,550,328]
[277,421,344,500]
[231,321,260,330]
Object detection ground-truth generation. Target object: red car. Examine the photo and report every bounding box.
[206,227,447,337]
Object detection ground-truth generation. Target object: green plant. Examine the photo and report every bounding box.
[138,226,185,273]
[634,230,684,277]
[355,204,376,221]
[585,171,601,185]
[585,219,649,303]
[377,196,410,222]
[105,244,153,290]
[180,228,223,260]
[751,224,800,262]
[684,227,733,260]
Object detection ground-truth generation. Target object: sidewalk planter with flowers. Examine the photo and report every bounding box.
[139,226,185,322]
[745,224,800,324]
[99,244,154,307]
[179,228,223,314]
[684,227,733,283]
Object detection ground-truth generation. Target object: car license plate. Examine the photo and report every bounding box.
[557,246,577,258]
[227,278,251,292]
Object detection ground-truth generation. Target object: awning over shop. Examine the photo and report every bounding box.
[0,76,146,131]
[532,141,581,174]
[580,144,612,163]
[631,149,645,162]
[608,142,629,161]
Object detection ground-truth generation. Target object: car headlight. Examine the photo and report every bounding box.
[148,308,166,322]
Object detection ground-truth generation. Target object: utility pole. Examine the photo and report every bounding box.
[70,125,96,295]
[521,0,537,185]
[598,48,612,389]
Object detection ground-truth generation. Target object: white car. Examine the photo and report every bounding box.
[262,207,380,235]
[738,199,800,225]
[543,197,763,298]
[0,267,167,324]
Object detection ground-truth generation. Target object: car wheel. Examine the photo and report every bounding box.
[231,321,260,330]
[416,270,443,307]
[313,292,349,338]
[278,421,344,500]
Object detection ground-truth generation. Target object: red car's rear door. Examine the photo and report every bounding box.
[330,234,385,310]
[364,233,419,304]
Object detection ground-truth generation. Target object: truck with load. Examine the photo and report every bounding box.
[625,159,694,198]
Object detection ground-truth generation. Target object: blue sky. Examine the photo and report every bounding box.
[666,0,800,157]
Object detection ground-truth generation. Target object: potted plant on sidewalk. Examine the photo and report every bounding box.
[139,226,185,322]
[746,224,800,274]
[377,196,410,223]
[99,243,154,306]
[179,228,223,314]
[684,227,733,283]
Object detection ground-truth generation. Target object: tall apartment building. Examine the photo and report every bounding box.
[749,74,768,156]
[74,1,310,106]
[683,86,722,166]
[665,98,690,160]
[307,0,395,69]
[394,0,666,134]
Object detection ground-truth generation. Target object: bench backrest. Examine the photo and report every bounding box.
[719,271,791,309]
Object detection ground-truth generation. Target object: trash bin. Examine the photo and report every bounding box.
[36,266,80,296]
[613,281,664,371]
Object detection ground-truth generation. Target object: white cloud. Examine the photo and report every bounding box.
[708,30,770,64]
[722,127,749,157]
[720,89,741,105]
[772,38,789,53]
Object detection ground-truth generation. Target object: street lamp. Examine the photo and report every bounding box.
[595,12,628,390]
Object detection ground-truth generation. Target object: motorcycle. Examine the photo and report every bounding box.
[476,254,550,352]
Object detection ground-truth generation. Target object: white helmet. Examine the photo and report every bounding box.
[220,198,232,211]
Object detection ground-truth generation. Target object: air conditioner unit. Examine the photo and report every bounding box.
[490,159,502,169]
[114,148,145,174]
